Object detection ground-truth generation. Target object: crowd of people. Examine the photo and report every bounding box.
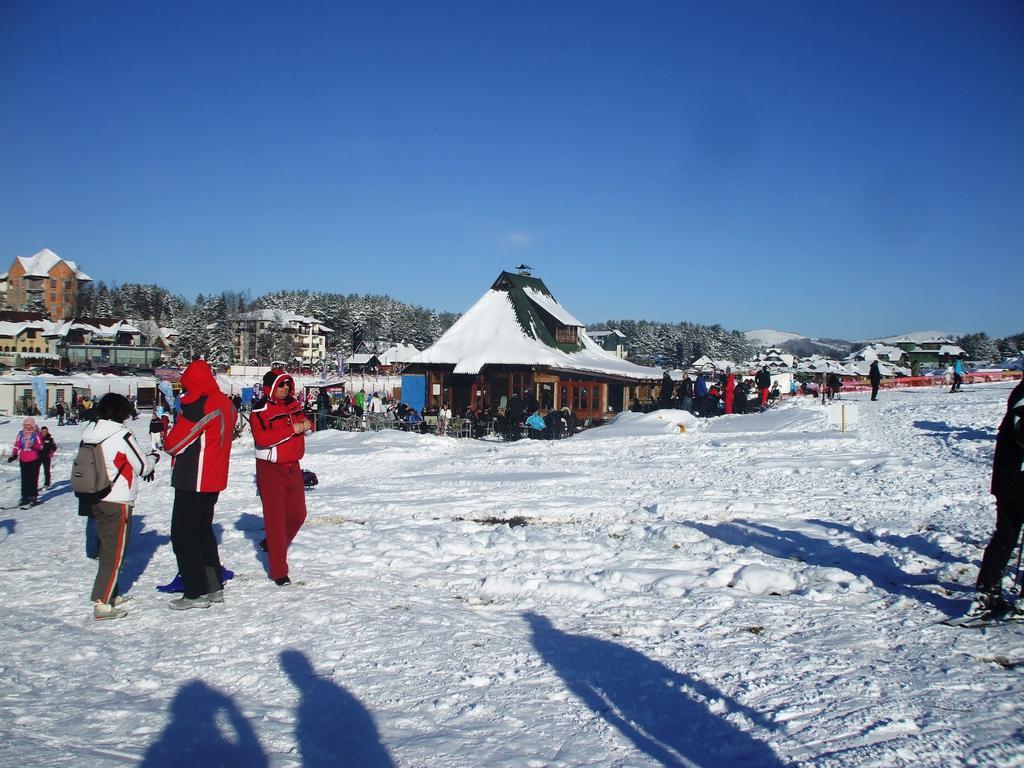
[631,366,784,419]
[9,355,1022,625]
[52,360,311,621]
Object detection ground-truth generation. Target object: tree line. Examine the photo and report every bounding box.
[74,281,1022,369]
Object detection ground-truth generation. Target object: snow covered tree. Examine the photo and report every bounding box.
[958,332,999,362]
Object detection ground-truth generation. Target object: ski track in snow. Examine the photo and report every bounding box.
[0,382,1022,766]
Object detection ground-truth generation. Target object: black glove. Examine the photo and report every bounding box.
[142,470,155,482]
[149,419,163,434]
[6,455,15,463]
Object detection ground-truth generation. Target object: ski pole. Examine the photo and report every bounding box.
[1013,525,1024,598]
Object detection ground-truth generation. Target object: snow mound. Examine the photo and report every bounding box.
[728,564,798,595]
[578,409,698,439]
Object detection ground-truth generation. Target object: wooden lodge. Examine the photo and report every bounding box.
[404,270,659,422]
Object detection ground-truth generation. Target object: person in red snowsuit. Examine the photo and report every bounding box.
[163,359,235,609]
[249,370,311,586]
[724,369,736,415]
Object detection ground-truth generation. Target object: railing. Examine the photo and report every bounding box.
[313,410,598,439]
[817,371,1018,393]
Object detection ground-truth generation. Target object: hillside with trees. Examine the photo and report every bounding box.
[75,281,1021,369]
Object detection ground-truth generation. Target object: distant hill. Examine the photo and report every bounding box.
[743,329,805,347]
[745,329,853,358]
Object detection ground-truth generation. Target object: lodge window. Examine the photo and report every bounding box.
[554,326,579,344]
[560,381,601,414]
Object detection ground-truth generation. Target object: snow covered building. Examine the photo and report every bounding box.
[406,270,660,420]
[865,336,966,372]
[846,343,907,365]
[233,310,332,367]
[0,248,92,321]
[747,347,795,370]
[587,329,628,359]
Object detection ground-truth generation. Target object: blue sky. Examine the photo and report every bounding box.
[2,2,1021,341]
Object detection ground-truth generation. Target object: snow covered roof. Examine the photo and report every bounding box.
[876,332,958,345]
[689,355,738,372]
[378,343,420,366]
[411,273,659,381]
[846,344,906,363]
[0,320,49,337]
[347,353,380,365]
[239,310,332,332]
[9,248,92,281]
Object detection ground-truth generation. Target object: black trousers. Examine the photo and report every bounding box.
[20,459,41,502]
[871,382,880,400]
[977,496,1024,594]
[170,489,223,599]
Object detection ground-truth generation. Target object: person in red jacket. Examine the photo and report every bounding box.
[723,369,736,415]
[163,359,236,609]
[250,369,311,586]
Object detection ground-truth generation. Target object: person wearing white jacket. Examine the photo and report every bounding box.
[81,393,159,621]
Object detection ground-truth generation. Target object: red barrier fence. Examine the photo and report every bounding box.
[837,371,1019,392]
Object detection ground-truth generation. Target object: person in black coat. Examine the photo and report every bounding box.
[755,366,772,407]
[39,426,57,489]
[869,361,882,401]
[971,375,1024,614]
[508,392,524,439]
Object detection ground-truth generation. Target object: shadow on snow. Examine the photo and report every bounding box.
[804,517,971,567]
[525,611,788,767]
[688,520,964,614]
[140,679,267,768]
[118,515,171,594]
[142,650,394,767]
[234,512,269,576]
[280,649,395,767]
[913,420,996,445]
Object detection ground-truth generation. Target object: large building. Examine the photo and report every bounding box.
[233,310,332,366]
[1,248,92,320]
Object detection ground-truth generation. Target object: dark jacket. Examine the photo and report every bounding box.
[164,360,235,492]
[991,379,1024,499]
[40,434,56,460]
[755,368,771,390]
[869,362,882,384]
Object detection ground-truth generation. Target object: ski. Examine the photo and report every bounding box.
[942,609,1024,629]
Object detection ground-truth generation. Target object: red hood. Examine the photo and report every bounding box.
[180,360,219,404]
[263,371,297,403]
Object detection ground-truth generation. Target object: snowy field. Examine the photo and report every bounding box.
[1,381,1022,767]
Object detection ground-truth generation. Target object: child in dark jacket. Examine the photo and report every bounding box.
[39,426,56,488]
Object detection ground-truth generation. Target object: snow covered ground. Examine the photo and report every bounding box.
[1,381,1022,767]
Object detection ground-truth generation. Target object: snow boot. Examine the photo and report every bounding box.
[168,595,211,611]
[206,590,224,603]
[93,600,127,621]
[966,591,1010,619]
[274,576,292,587]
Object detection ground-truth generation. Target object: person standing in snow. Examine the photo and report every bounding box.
[250,369,310,587]
[723,369,735,415]
[437,402,452,436]
[756,366,772,407]
[38,426,56,489]
[969,374,1024,617]
[951,358,965,393]
[163,359,235,610]
[869,361,882,401]
[81,393,159,620]
[8,417,44,508]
